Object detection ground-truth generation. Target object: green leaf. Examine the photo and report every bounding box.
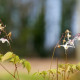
[22,60,31,73]
[48,70,54,74]
[48,69,57,74]
[76,65,80,71]
[59,64,65,69]
[14,56,20,64]
[10,56,20,64]
[58,68,65,72]
[10,58,14,62]
[72,64,76,70]
[33,72,39,76]
[40,71,47,75]
[19,60,23,63]
[2,52,13,62]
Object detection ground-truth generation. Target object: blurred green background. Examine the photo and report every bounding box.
[0,0,77,58]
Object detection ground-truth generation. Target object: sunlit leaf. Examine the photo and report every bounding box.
[76,65,80,71]
[48,70,54,74]
[40,71,47,75]
[33,72,39,76]
[72,64,76,70]
[19,60,23,63]
[48,69,57,74]
[2,52,13,62]
[10,55,20,64]
[22,59,31,73]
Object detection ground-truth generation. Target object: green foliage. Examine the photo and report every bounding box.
[10,55,20,64]
[2,52,13,62]
[48,69,57,74]
[0,21,32,80]
[39,71,47,76]
[22,59,31,73]
[33,63,80,80]
[33,71,48,80]
[0,51,31,74]
[0,73,49,80]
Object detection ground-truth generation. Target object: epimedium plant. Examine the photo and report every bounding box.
[0,20,80,80]
[33,29,80,80]
[0,22,31,80]
[33,63,80,80]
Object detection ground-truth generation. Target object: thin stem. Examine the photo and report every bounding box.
[48,72,50,80]
[67,72,70,80]
[16,64,20,80]
[55,33,65,48]
[66,53,67,64]
[64,71,65,80]
[50,48,56,69]
[9,45,13,52]
[14,64,17,77]
[50,33,65,70]
[65,50,68,64]
[62,72,63,80]
[56,58,58,80]
[0,63,17,80]
[49,48,56,80]
[14,64,20,80]
[64,50,68,80]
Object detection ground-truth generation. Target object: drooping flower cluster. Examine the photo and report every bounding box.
[0,22,11,45]
[57,30,80,51]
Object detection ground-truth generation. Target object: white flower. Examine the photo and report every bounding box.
[0,38,10,45]
[60,44,68,50]
[66,39,75,47]
[60,41,75,50]
[73,33,80,41]
[76,36,80,40]
[57,32,80,51]
[60,45,71,50]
